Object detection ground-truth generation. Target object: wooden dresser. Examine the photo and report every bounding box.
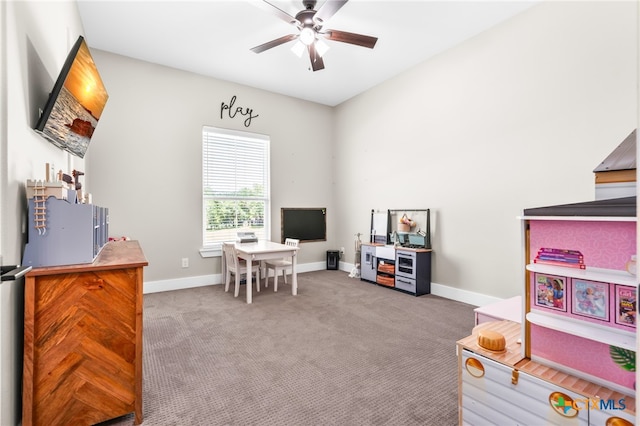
[22,240,148,426]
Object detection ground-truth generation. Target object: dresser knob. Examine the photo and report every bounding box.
[85,278,104,290]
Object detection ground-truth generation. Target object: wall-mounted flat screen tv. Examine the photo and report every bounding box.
[34,35,108,158]
[281,208,327,243]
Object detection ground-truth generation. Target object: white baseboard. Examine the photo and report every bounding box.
[143,261,326,294]
[429,283,502,308]
[338,261,502,308]
[144,261,502,308]
[144,274,218,294]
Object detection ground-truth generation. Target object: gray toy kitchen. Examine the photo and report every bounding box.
[360,209,432,296]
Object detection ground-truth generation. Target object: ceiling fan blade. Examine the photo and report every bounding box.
[254,0,300,26]
[313,0,348,26]
[251,34,299,53]
[324,29,378,49]
[308,43,325,71]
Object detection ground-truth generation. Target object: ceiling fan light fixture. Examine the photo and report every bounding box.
[251,0,378,72]
[299,27,315,45]
[291,40,305,58]
[315,38,330,57]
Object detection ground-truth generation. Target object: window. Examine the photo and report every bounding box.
[202,127,270,253]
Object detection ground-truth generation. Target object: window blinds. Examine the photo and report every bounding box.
[202,127,270,246]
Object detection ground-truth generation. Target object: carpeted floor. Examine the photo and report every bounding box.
[99,270,475,426]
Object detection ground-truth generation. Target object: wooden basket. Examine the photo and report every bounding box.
[378,263,395,274]
[376,275,395,287]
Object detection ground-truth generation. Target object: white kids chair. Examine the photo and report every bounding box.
[263,238,299,292]
[223,242,261,298]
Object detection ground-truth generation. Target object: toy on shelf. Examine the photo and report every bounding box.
[31,181,47,235]
[397,213,416,233]
[22,163,109,268]
[534,247,585,269]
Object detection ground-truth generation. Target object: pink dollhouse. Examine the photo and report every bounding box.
[525,200,636,394]
[458,130,637,425]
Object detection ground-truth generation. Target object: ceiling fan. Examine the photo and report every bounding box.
[250,0,378,71]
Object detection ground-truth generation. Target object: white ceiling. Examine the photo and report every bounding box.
[77,0,537,107]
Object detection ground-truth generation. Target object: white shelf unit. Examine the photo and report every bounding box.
[526,262,637,351]
[526,310,635,351]
[526,263,636,286]
[522,212,637,394]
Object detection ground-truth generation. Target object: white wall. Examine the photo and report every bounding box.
[4,1,88,261]
[0,2,6,423]
[1,2,86,424]
[334,0,637,301]
[6,1,635,299]
[86,51,335,284]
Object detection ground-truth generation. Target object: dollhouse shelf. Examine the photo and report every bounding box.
[526,263,636,350]
[526,263,636,286]
[526,311,635,350]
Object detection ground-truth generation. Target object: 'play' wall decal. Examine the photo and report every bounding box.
[220,96,258,127]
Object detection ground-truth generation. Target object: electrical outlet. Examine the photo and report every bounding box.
[181,258,189,268]
[340,247,345,253]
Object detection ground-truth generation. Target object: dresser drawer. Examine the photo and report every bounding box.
[395,276,416,293]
